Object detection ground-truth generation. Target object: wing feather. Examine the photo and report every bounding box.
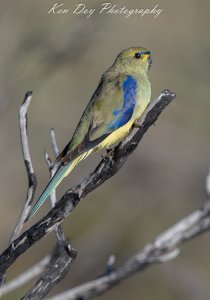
[56,74,137,165]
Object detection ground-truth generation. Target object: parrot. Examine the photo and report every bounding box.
[26,47,152,221]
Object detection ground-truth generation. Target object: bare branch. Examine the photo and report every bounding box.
[0,90,176,279]
[205,168,210,201]
[1,85,209,300]
[50,129,59,158]
[10,91,37,242]
[44,136,66,245]
[1,94,65,297]
[0,256,50,296]
[1,123,75,298]
[23,133,76,299]
[47,206,210,300]
[44,152,59,222]
[45,129,59,211]
[22,244,77,300]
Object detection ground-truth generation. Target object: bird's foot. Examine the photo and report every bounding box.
[102,148,113,159]
[133,120,141,128]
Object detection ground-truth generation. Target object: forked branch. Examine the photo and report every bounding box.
[0,90,175,279]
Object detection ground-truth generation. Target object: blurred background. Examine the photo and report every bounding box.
[0,0,210,299]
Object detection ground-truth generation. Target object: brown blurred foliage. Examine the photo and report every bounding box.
[0,0,210,299]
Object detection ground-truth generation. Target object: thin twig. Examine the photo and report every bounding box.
[10,91,37,242]
[44,151,66,244]
[44,152,59,222]
[0,90,176,279]
[205,168,210,201]
[50,128,59,158]
[45,129,60,211]
[47,206,210,300]
[45,130,65,245]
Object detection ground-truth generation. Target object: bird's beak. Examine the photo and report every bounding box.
[142,53,152,69]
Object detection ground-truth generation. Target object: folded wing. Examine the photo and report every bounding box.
[56,74,137,165]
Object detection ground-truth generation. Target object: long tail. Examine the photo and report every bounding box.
[25,148,95,222]
[25,161,74,222]
[25,148,95,221]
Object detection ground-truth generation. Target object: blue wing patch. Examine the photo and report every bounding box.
[109,75,137,130]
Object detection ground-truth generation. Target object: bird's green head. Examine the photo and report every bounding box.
[113,47,152,75]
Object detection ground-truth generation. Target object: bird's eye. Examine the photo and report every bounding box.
[134,52,141,59]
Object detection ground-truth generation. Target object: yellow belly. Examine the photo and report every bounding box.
[99,97,149,149]
[99,120,133,148]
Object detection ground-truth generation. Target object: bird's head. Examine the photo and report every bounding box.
[112,47,152,75]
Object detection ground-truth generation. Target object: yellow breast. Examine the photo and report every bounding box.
[99,74,151,149]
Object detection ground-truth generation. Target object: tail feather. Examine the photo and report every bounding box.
[25,161,74,222]
[25,149,94,222]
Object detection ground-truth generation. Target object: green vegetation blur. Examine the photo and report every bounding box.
[0,0,210,299]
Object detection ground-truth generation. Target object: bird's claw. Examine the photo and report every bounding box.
[102,148,112,159]
[133,121,141,128]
